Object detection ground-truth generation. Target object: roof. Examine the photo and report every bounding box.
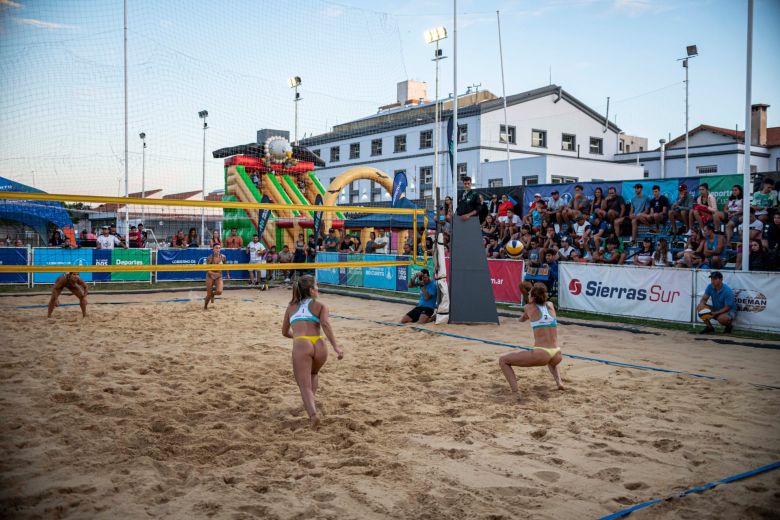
[299,84,621,146]
[163,190,203,200]
[128,189,163,198]
[666,124,780,148]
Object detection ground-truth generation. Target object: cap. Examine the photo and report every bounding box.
[679,184,687,190]
[101,225,109,229]
[561,237,569,243]
[708,271,723,279]
[534,193,542,198]
[634,183,643,189]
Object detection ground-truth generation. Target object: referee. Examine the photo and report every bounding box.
[457,176,480,221]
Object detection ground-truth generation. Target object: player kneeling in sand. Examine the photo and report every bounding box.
[204,243,226,310]
[281,275,344,430]
[48,272,88,318]
[499,283,564,393]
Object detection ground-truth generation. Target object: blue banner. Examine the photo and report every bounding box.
[522,184,577,217]
[0,247,28,284]
[395,255,409,292]
[223,249,250,280]
[92,249,112,282]
[33,248,93,283]
[362,254,397,290]
[156,248,211,281]
[312,194,324,241]
[315,252,340,284]
[392,171,408,208]
[257,194,272,243]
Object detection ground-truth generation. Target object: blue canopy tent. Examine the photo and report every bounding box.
[343,197,436,230]
[0,176,74,240]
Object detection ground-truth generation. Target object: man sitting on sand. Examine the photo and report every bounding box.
[48,272,88,318]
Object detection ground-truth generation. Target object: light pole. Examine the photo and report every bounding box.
[198,110,208,242]
[288,76,302,145]
[425,26,447,211]
[659,139,667,179]
[679,45,698,177]
[139,132,146,225]
[496,11,511,187]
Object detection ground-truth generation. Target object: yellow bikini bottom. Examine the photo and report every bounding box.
[534,346,561,360]
[294,335,324,346]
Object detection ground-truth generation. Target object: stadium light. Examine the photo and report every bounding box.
[424,27,447,44]
[288,77,302,145]
[678,44,698,177]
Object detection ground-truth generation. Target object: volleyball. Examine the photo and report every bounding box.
[698,307,713,321]
[505,240,525,258]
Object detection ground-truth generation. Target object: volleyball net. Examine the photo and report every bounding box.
[0,191,429,283]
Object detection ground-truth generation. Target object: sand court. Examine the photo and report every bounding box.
[1,289,779,519]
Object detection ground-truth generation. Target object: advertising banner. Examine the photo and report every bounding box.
[406,257,436,295]
[559,263,693,322]
[522,183,576,217]
[315,252,340,284]
[346,254,364,287]
[444,258,524,304]
[156,248,211,281]
[223,249,250,280]
[33,248,93,283]
[0,247,28,284]
[363,254,397,290]
[92,249,112,282]
[694,270,780,332]
[111,249,151,282]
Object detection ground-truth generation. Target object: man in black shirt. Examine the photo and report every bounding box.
[457,176,480,221]
[639,184,670,233]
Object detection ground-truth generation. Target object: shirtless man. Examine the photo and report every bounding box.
[48,272,88,318]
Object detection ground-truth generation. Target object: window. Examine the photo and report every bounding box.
[488,178,504,188]
[532,129,547,148]
[330,146,340,162]
[420,166,433,185]
[626,144,631,153]
[370,181,382,201]
[697,165,718,175]
[419,130,433,149]
[499,125,516,144]
[561,133,576,152]
[619,140,624,152]
[394,134,407,153]
[458,124,468,144]
[523,176,539,186]
[457,163,468,181]
[643,170,650,178]
[639,146,644,151]
[349,142,360,159]
[552,175,577,184]
[750,165,758,174]
[312,149,321,159]
[589,137,603,155]
[349,181,359,203]
[371,139,382,156]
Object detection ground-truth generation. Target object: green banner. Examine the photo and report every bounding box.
[704,174,742,210]
[346,254,364,286]
[407,258,434,294]
[111,249,152,281]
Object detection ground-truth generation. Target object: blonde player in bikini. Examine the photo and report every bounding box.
[499,283,564,393]
[204,244,226,310]
[281,275,343,430]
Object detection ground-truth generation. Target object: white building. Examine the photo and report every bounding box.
[300,83,643,204]
[615,104,780,178]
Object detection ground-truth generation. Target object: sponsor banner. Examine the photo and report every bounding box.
[223,249,250,280]
[111,249,151,282]
[695,270,780,332]
[156,248,211,281]
[363,254,397,290]
[406,257,436,295]
[92,249,112,282]
[522,184,576,217]
[704,174,742,210]
[559,263,693,322]
[257,194,272,241]
[346,254,364,287]
[0,247,28,284]
[391,171,408,208]
[444,258,524,304]
[315,252,339,284]
[33,248,93,283]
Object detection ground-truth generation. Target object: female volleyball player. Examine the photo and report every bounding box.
[281,275,343,430]
[48,272,88,318]
[499,283,564,393]
[204,243,226,310]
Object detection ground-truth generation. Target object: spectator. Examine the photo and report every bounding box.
[486,236,501,258]
[633,237,654,266]
[425,236,434,256]
[721,185,744,245]
[675,229,704,268]
[736,239,770,271]
[137,223,147,247]
[306,233,318,270]
[751,178,778,224]
[109,224,120,239]
[641,185,670,234]
[278,244,294,282]
[541,251,559,292]
[481,214,498,241]
[701,223,725,269]
[571,214,591,250]
[766,212,780,255]
[690,183,720,233]
[247,234,267,287]
[487,194,499,218]
[325,229,342,252]
[697,271,735,334]
[128,226,140,248]
[527,193,543,213]
[526,237,542,267]
[48,229,63,247]
[372,228,389,254]
[210,230,222,248]
[541,226,561,259]
[620,183,650,242]
[185,228,199,248]
[590,187,606,222]
[669,184,694,235]
[603,186,626,228]
[402,242,413,256]
[440,196,453,234]
[589,215,610,250]
[558,237,576,261]
[735,208,764,244]
[564,185,589,228]
[14,239,24,247]
[224,228,243,249]
[546,190,567,231]
[504,208,522,240]
[351,236,362,253]
[96,225,125,249]
[528,201,547,234]
[652,237,673,267]
[364,231,377,255]
[593,237,625,265]
[400,269,437,324]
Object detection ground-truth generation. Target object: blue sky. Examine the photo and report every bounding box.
[0,0,777,195]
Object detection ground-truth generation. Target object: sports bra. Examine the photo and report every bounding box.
[530,303,557,329]
[289,298,320,324]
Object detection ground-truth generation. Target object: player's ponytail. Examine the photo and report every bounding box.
[291,275,315,304]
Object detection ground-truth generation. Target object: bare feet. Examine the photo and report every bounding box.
[310,414,321,431]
